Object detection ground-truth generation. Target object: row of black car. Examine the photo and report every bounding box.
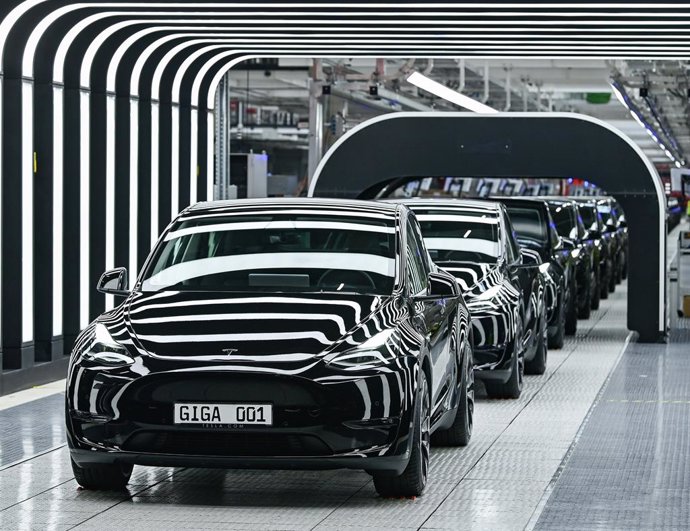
[64,191,628,499]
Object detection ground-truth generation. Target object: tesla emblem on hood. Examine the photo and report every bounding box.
[222,348,239,355]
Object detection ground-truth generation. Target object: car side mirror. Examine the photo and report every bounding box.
[97,267,130,297]
[519,248,541,267]
[561,237,576,250]
[413,272,458,301]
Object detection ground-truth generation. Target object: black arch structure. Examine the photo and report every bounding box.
[310,112,667,343]
[0,1,687,394]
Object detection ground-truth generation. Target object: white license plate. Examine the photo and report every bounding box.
[174,403,272,425]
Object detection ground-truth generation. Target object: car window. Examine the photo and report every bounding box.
[413,207,501,264]
[503,214,521,263]
[406,218,428,295]
[141,213,397,295]
[505,206,547,247]
[549,204,578,240]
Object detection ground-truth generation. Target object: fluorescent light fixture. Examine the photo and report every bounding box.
[130,100,139,281]
[207,111,214,200]
[171,106,180,220]
[105,95,116,311]
[53,86,63,336]
[407,71,498,114]
[22,81,33,343]
[190,108,198,205]
[151,102,159,248]
[80,90,90,328]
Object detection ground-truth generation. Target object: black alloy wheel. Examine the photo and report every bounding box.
[374,371,430,497]
[565,278,578,336]
[526,316,548,375]
[432,339,474,447]
[548,296,566,349]
[71,458,133,490]
[578,265,593,319]
[591,266,601,310]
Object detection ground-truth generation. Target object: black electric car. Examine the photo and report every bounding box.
[66,199,474,498]
[595,197,627,286]
[540,198,595,321]
[386,199,548,398]
[572,198,612,305]
[493,198,576,349]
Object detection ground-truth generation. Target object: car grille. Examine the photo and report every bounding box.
[123,430,333,457]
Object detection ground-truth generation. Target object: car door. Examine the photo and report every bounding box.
[503,212,535,344]
[405,217,453,413]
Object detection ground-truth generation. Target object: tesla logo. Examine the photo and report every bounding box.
[222,348,239,355]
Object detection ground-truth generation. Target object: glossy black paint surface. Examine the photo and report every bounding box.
[384,199,546,383]
[492,198,575,340]
[540,198,596,316]
[572,198,614,298]
[66,199,471,474]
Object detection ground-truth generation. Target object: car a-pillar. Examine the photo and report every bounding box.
[309,112,667,343]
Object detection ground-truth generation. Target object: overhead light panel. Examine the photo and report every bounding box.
[407,72,498,114]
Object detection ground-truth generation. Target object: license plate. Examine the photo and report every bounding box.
[174,403,272,425]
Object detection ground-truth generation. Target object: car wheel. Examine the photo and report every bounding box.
[608,261,617,292]
[565,279,578,335]
[622,255,628,279]
[71,457,132,490]
[432,341,474,447]
[548,298,565,349]
[374,371,430,497]
[600,268,610,299]
[485,328,524,399]
[526,318,548,375]
[578,267,592,319]
[591,268,601,310]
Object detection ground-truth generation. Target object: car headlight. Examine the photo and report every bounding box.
[79,323,134,367]
[324,330,397,370]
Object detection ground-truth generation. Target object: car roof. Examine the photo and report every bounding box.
[382,197,502,214]
[186,197,402,217]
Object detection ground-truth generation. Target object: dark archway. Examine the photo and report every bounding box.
[309,112,666,343]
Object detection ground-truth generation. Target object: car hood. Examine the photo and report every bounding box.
[435,261,501,301]
[124,291,390,361]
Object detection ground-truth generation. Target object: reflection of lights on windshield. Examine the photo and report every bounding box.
[555,207,562,213]
[337,283,344,291]
[463,229,472,238]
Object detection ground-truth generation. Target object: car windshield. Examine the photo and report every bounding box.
[140,213,397,295]
[412,208,500,264]
[597,203,617,226]
[578,205,599,233]
[505,207,547,247]
[549,204,578,240]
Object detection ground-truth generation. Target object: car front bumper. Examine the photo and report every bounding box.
[66,360,417,474]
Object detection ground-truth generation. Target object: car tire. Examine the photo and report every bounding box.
[565,279,578,335]
[485,330,524,399]
[622,254,628,279]
[71,458,132,490]
[525,319,548,375]
[608,261,617,293]
[432,341,474,447]
[600,268,610,299]
[591,268,601,310]
[578,267,592,319]
[374,371,430,498]
[548,298,565,350]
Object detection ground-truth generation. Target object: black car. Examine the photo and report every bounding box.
[572,198,612,305]
[540,198,595,321]
[386,199,548,398]
[66,198,474,498]
[493,198,576,349]
[595,197,628,286]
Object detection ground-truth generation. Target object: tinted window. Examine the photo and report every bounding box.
[578,204,600,234]
[406,219,428,295]
[506,207,547,246]
[412,208,500,264]
[549,204,578,240]
[141,213,396,295]
[503,214,521,262]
